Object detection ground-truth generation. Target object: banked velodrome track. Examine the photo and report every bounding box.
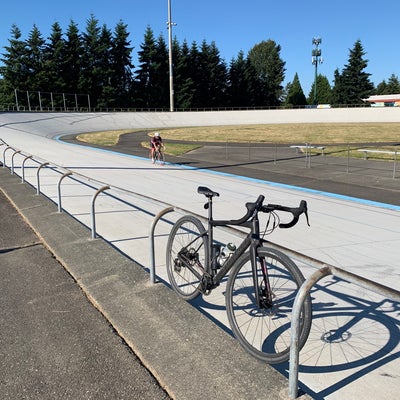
[1,109,400,400]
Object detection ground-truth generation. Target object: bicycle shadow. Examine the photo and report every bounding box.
[188,273,400,399]
[276,275,400,399]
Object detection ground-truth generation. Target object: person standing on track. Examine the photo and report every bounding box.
[150,132,164,164]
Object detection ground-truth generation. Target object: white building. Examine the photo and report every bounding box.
[363,94,400,107]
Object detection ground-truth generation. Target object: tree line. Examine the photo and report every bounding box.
[0,15,398,110]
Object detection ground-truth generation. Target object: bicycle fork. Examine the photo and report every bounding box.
[250,226,274,310]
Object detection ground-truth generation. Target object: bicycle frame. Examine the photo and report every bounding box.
[176,188,307,304]
[203,194,265,306]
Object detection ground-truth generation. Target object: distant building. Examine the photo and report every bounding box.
[363,94,400,107]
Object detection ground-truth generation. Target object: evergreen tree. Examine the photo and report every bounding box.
[386,74,400,93]
[377,74,400,94]
[0,78,8,107]
[25,25,47,108]
[174,39,196,109]
[132,31,169,108]
[307,74,332,104]
[96,24,114,107]
[134,26,157,107]
[0,24,28,105]
[80,15,102,107]
[285,73,307,106]
[187,41,202,107]
[153,34,169,108]
[110,20,134,107]
[332,40,374,104]
[247,40,286,106]
[331,68,345,105]
[375,80,387,95]
[42,22,66,104]
[228,51,252,107]
[25,25,46,92]
[243,58,262,107]
[63,21,82,96]
[196,40,227,107]
[280,82,290,105]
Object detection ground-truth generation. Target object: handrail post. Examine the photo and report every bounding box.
[393,151,397,179]
[57,171,73,212]
[21,155,33,183]
[288,267,331,399]
[149,206,175,284]
[36,162,50,195]
[2,146,14,168]
[11,150,21,175]
[91,185,110,239]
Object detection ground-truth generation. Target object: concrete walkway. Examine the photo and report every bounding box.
[0,189,171,400]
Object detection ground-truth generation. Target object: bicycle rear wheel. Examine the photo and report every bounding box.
[166,215,209,300]
[226,247,312,364]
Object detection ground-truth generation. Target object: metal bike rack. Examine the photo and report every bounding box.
[11,149,21,175]
[2,146,14,168]
[288,261,400,399]
[21,155,33,183]
[36,162,50,195]
[57,171,73,213]
[149,206,175,283]
[91,185,110,239]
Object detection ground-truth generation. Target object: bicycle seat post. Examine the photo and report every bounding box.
[207,195,213,222]
[204,195,217,272]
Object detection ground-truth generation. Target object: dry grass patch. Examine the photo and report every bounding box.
[75,124,400,158]
[158,123,400,144]
[77,129,135,146]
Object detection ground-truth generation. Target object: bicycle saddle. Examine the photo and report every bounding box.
[197,186,220,198]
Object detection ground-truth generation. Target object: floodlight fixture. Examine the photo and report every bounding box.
[311,37,323,105]
[312,37,321,46]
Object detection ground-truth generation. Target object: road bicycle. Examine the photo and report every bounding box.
[166,186,312,364]
[151,144,164,165]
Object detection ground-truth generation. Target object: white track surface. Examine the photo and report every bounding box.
[1,110,399,400]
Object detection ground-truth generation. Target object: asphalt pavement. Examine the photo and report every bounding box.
[0,189,171,400]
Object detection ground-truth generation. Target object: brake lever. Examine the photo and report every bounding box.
[278,200,310,229]
[300,200,310,226]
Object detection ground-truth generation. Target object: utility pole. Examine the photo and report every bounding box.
[167,0,177,112]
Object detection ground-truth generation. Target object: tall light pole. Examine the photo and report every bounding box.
[311,37,323,105]
[167,0,176,112]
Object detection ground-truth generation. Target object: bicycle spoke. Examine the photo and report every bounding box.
[166,216,208,300]
[226,248,312,364]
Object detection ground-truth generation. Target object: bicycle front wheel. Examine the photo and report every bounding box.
[166,215,209,300]
[226,247,312,364]
[154,149,164,164]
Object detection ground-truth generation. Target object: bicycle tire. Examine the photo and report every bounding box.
[226,247,312,364]
[166,215,209,300]
[154,149,164,164]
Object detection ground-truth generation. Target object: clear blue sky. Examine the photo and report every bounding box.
[1,0,399,96]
